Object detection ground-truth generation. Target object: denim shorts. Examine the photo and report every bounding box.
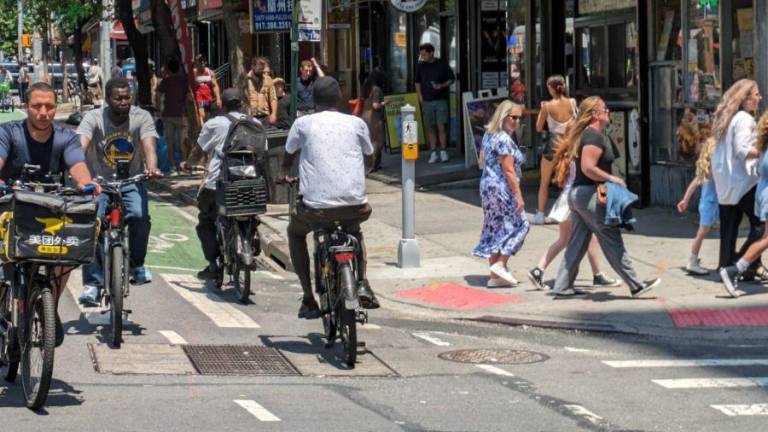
[421,99,449,130]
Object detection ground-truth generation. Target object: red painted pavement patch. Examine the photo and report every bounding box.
[394,283,522,310]
[670,308,768,327]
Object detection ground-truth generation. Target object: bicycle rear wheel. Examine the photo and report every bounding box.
[21,288,55,410]
[337,263,357,367]
[0,283,18,382]
[109,246,125,348]
[232,229,252,303]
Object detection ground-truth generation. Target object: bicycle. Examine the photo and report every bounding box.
[0,169,97,409]
[92,168,150,348]
[214,177,267,304]
[284,179,367,368]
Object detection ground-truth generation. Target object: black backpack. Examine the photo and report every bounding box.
[219,114,268,181]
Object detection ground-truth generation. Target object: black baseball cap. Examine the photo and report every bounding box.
[221,88,241,108]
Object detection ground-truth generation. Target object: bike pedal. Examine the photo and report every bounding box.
[123,309,133,314]
[356,341,366,348]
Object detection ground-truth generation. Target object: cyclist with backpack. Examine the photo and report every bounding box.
[195,88,267,279]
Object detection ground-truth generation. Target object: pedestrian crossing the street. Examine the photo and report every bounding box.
[602,357,768,416]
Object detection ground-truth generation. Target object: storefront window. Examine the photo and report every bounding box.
[414,0,441,57]
[577,26,607,89]
[685,2,720,105]
[388,7,407,94]
[654,0,682,62]
[506,1,527,101]
[732,1,754,81]
[607,22,638,87]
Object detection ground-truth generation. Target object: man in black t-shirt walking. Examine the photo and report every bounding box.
[414,43,455,164]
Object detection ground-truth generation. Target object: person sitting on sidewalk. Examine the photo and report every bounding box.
[720,108,768,298]
[195,89,263,279]
[551,96,660,297]
[281,76,379,319]
[472,100,529,287]
[527,135,620,290]
[676,138,718,275]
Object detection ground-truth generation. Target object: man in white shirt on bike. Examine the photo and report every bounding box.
[282,76,379,319]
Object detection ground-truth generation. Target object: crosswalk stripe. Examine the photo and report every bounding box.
[652,377,768,389]
[234,400,281,422]
[161,274,260,328]
[476,364,515,377]
[604,359,768,368]
[412,332,451,346]
[159,330,188,345]
[565,346,591,353]
[710,404,768,416]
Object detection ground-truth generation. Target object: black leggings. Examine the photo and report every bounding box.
[718,186,763,270]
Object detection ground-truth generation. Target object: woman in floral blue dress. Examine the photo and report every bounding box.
[473,101,530,287]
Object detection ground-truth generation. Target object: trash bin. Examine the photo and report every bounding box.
[264,129,293,204]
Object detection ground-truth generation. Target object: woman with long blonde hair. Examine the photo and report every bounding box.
[551,97,659,297]
[473,101,529,287]
[676,137,718,275]
[720,109,768,297]
[710,79,762,283]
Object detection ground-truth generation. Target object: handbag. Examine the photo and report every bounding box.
[597,183,608,207]
[349,98,363,116]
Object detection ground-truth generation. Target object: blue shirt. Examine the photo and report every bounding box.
[0,120,85,183]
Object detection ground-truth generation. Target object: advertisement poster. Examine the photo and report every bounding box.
[298,0,322,42]
[480,11,506,89]
[464,97,507,156]
[251,0,292,33]
[383,94,425,151]
[328,0,353,29]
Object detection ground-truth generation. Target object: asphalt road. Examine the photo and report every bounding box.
[1,194,767,431]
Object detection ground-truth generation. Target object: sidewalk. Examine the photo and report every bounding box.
[154,174,768,342]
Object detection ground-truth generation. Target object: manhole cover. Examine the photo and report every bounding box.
[183,345,301,376]
[438,349,549,365]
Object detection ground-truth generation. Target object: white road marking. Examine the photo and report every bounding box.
[161,274,260,328]
[652,377,768,389]
[412,332,451,346]
[711,404,768,416]
[148,264,200,272]
[604,359,768,368]
[159,330,188,345]
[363,323,381,329]
[255,270,283,280]
[147,192,198,223]
[476,364,515,377]
[563,405,604,424]
[234,400,281,422]
[565,347,591,353]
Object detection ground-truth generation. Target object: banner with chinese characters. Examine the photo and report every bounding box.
[251,0,293,33]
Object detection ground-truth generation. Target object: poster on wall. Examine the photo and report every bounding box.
[383,94,425,151]
[328,0,353,29]
[480,9,506,90]
[604,111,627,178]
[251,0,292,33]
[298,0,322,42]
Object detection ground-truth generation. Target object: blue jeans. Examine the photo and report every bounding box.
[82,183,151,288]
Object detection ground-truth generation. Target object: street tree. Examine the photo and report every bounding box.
[116,0,152,105]
[55,0,101,98]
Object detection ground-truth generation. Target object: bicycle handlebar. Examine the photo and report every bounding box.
[94,173,151,193]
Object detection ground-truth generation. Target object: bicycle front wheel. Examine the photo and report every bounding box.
[21,288,55,410]
[109,246,125,348]
[0,283,18,382]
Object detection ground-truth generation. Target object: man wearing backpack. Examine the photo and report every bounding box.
[195,88,266,279]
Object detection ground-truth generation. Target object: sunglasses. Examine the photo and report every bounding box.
[507,114,522,120]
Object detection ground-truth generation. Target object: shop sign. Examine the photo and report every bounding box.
[298,0,322,42]
[251,0,292,33]
[391,0,427,13]
[199,0,223,10]
[395,32,407,48]
[328,0,353,29]
[579,0,636,15]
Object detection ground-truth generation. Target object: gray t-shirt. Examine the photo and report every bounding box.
[77,106,158,178]
[285,110,373,209]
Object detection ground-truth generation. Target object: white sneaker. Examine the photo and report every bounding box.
[685,256,709,275]
[428,152,439,163]
[531,211,545,225]
[487,278,513,288]
[440,150,449,162]
[78,284,100,306]
[489,262,519,286]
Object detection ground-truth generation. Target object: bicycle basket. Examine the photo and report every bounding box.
[215,177,268,217]
[0,190,98,264]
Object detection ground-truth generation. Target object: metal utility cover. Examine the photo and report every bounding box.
[439,349,549,365]
[89,343,197,375]
[183,345,301,376]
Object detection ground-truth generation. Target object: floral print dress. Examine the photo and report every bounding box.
[473,131,530,258]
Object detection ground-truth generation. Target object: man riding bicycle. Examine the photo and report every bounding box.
[0,81,99,344]
[195,88,265,279]
[281,76,379,319]
[76,77,161,306]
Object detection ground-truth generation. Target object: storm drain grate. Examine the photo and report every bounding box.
[182,345,301,376]
[439,349,549,365]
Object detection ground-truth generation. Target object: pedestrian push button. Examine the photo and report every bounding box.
[402,120,418,160]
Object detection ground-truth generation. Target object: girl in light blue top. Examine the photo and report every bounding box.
[677,138,718,275]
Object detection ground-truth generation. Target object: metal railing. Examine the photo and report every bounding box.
[215,63,231,90]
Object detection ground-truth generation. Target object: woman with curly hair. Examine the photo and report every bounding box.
[473,101,529,287]
[676,138,718,275]
[720,108,768,297]
[551,96,660,297]
[709,79,762,284]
